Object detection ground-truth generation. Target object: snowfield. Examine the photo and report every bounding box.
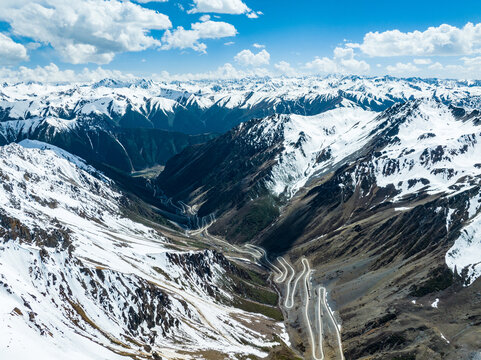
[0,141,287,359]
[265,106,377,197]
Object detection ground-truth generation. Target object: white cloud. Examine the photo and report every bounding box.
[0,0,171,64]
[0,63,137,83]
[381,56,481,79]
[340,58,370,73]
[0,33,28,65]
[461,56,481,67]
[305,57,339,73]
[162,20,237,53]
[274,61,297,76]
[428,62,444,71]
[199,14,211,22]
[162,28,207,53]
[386,62,420,74]
[333,46,354,59]
[305,47,370,75]
[423,58,481,78]
[153,62,270,81]
[413,58,432,65]
[192,20,237,38]
[224,41,235,46]
[133,0,168,3]
[253,43,265,49]
[359,22,481,57]
[188,0,250,14]
[234,49,270,67]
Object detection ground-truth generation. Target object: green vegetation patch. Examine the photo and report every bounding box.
[410,266,454,297]
[231,196,280,241]
[232,298,283,321]
[231,275,278,306]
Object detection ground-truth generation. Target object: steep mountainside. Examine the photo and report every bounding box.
[156,104,378,241]
[0,118,215,173]
[0,141,290,360]
[256,100,481,358]
[155,99,481,358]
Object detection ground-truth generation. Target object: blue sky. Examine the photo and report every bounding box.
[1,0,481,81]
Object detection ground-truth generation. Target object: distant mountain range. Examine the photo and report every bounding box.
[2,76,481,174]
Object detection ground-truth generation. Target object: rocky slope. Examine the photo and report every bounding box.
[0,141,290,360]
[155,98,481,358]
[256,100,481,358]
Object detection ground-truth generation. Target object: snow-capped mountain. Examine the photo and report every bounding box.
[2,75,481,135]
[3,76,481,359]
[0,141,288,359]
[2,76,481,175]
[151,93,481,358]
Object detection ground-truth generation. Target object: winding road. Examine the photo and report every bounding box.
[275,256,344,360]
[189,226,344,360]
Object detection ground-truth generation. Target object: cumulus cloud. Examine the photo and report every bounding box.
[0,63,137,83]
[253,43,265,49]
[386,62,420,74]
[359,22,481,57]
[188,0,250,14]
[274,61,297,76]
[153,62,270,81]
[305,47,370,75]
[0,0,171,64]
[162,20,237,52]
[340,57,370,73]
[0,33,29,65]
[413,58,432,65]
[305,57,339,73]
[421,57,481,78]
[234,49,270,67]
[333,46,355,59]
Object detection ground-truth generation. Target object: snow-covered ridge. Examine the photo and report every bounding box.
[366,99,481,199]
[262,107,378,197]
[2,75,481,136]
[260,99,481,202]
[344,99,481,286]
[0,142,287,359]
